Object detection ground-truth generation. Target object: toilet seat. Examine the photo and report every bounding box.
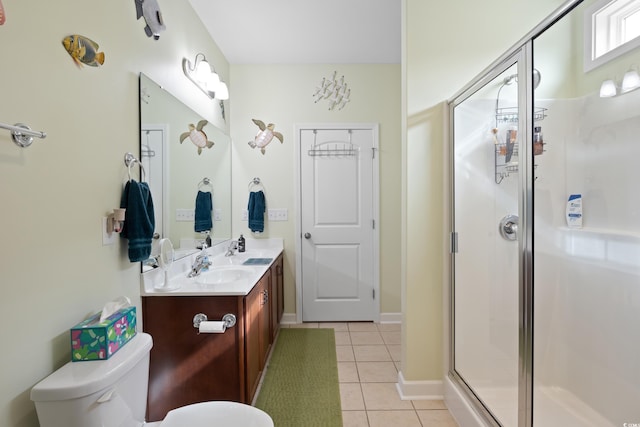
[157,401,273,427]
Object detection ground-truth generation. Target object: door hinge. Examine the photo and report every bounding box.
[450,232,458,253]
[372,147,376,159]
[372,219,375,229]
[372,289,375,299]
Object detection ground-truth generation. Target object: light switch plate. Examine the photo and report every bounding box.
[214,208,222,221]
[176,209,195,221]
[268,208,288,221]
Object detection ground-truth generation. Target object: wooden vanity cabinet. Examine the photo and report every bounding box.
[270,254,284,341]
[244,273,271,402]
[142,295,244,421]
[142,254,284,422]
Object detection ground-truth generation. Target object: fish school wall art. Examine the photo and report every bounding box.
[134,0,166,40]
[248,119,283,155]
[312,71,351,111]
[0,0,6,25]
[62,35,105,68]
[180,120,214,155]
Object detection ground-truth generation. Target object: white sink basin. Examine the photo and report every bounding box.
[195,266,254,286]
[160,401,274,427]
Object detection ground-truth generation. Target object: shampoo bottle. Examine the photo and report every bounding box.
[566,194,583,228]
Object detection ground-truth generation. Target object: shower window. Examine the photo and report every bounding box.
[584,0,640,70]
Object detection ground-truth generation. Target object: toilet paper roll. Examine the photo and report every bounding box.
[199,321,226,334]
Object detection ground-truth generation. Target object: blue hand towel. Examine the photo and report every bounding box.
[120,180,155,262]
[194,191,213,232]
[248,190,265,233]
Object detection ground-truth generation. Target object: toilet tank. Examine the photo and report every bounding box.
[31,332,153,427]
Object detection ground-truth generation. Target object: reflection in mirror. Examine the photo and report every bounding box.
[139,73,231,270]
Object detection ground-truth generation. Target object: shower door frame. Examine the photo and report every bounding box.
[448,46,534,427]
[446,1,583,426]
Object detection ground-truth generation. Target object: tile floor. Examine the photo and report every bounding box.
[281,322,459,427]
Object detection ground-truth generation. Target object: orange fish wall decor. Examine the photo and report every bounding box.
[62,35,105,68]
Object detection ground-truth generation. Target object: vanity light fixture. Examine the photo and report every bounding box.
[599,67,640,97]
[106,208,126,234]
[621,69,640,93]
[182,53,229,100]
[599,79,617,97]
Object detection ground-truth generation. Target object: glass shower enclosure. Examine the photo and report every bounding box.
[448,0,640,426]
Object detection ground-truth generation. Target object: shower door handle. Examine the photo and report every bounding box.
[499,215,518,241]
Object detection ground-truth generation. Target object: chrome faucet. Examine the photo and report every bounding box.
[188,246,212,278]
[225,240,238,257]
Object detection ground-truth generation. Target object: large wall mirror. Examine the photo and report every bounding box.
[139,73,231,270]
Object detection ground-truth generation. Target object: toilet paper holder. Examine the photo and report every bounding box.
[193,313,237,329]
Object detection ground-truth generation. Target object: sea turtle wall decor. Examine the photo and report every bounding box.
[180,120,214,155]
[248,119,283,155]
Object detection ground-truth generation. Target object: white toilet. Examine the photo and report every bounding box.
[30,332,274,427]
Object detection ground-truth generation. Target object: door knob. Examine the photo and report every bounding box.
[304,232,311,239]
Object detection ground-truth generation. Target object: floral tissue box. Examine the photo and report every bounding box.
[70,306,137,362]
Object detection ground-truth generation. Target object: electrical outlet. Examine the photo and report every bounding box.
[241,210,248,221]
[102,217,117,245]
[213,208,222,221]
[176,209,195,221]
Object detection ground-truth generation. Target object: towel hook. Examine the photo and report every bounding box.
[198,177,213,191]
[124,152,146,181]
[248,177,264,191]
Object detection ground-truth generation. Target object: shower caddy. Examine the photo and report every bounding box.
[493,84,547,184]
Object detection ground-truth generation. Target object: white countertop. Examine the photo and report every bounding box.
[141,238,283,297]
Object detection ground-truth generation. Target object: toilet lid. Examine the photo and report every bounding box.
[160,401,273,427]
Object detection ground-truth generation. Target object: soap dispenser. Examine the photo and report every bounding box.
[238,234,246,253]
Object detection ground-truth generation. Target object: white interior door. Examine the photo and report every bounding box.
[298,125,378,322]
[141,124,167,247]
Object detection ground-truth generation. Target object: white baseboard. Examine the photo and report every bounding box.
[396,371,444,400]
[280,313,297,324]
[279,312,402,325]
[379,312,402,323]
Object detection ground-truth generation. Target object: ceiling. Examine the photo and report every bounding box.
[188,0,401,65]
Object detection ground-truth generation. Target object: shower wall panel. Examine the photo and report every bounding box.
[533,90,640,426]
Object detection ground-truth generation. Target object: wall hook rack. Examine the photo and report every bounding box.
[0,122,47,148]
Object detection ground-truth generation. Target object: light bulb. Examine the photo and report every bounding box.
[215,81,229,100]
[196,59,211,83]
[599,79,617,98]
[621,70,640,93]
[206,71,221,91]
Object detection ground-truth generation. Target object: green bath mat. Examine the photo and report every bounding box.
[255,328,342,427]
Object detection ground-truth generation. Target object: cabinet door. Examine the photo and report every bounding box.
[269,255,284,341]
[244,280,262,402]
[259,275,271,368]
[276,255,284,326]
[142,296,243,421]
